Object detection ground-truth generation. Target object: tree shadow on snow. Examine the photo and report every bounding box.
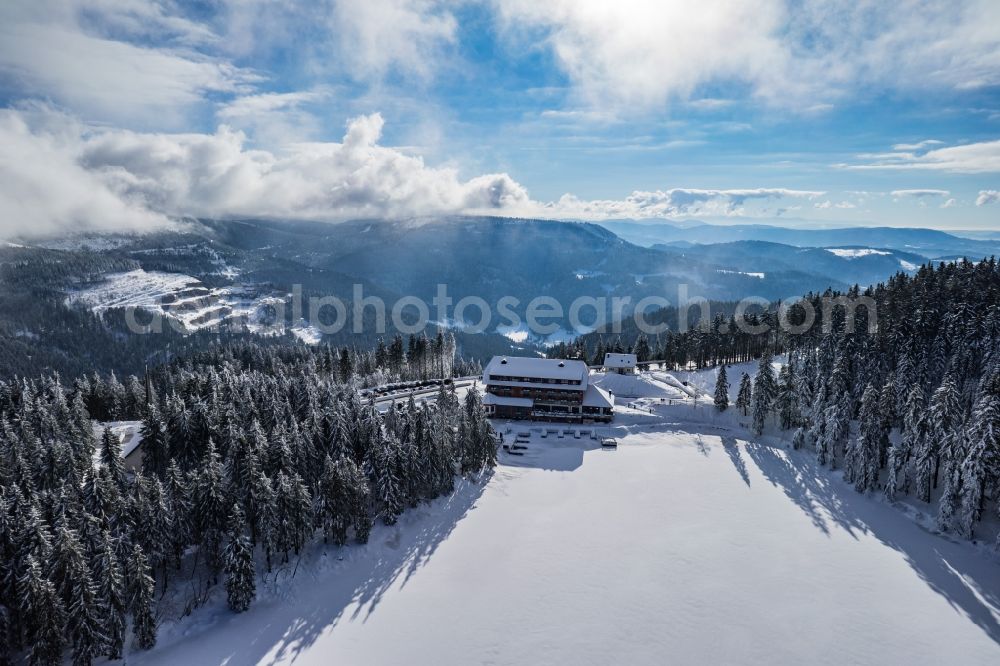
[624,418,1000,648]
[142,473,492,666]
[720,435,750,488]
[742,441,1000,647]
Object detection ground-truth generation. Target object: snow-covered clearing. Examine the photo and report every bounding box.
[825,247,892,258]
[68,269,201,313]
[717,268,765,278]
[65,269,315,339]
[673,358,785,403]
[290,321,324,345]
[129,373,1000,666]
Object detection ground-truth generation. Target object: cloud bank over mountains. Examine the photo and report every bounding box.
[0,106,832,238]
[0,1,998,237]
[0,107,536,238]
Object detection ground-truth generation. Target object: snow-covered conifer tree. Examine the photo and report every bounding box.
[94,530,125,660]
[224,503,256,613]
[751,353,776,436]
[736,373,752,417]
[127,545,156,650]
[18,554,66,666]
[99,427,126,492]
[852,383,884,493]
[776,363,798,430]
[714,365,729,412]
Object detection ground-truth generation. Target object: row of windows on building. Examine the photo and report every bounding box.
[487,375,583,386]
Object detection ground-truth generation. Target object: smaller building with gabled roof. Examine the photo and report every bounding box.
[603,353,637,374]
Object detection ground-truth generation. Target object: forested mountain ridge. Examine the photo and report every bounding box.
[2,216,954,380]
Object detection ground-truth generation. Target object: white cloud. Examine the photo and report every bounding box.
[216,88,332,146]
[75,0,218,46]
[890,189,950,198]
[493,0,791,110]
[0,2,254,127]
[0,107,534,239]
[891,140,944,151]
[528,188,824,220]
[814,200,856,209]
[78,111,530,223]
[688,98,734,111]
[215,0,459,81]
[977,190,1000,206]
[328,0,457,81]
[941,198,957,208]
[0,106,170,239]
[491,0,1000,112]
[845,141,1000,174]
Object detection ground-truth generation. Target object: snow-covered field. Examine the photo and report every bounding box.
[129,372,1000,666]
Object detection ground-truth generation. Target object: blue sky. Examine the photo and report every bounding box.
[1,0,999,237]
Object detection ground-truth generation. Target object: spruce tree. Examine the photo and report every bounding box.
[18,554,66,666]
[139,405,169,479]
[750,354,776,436]
[127,545,156,651]
[375,436,403,526]
[224,504,256,613]
[955,394,1000,538]
[713,366,729,412]
[885,386,925,500]
[736,373,752,417]
[164,460,192,569]
[776,363,798,430]
[852,383,883,493]
[349,458,373,544]
[67,564,105,666]
[320,456,352,546]
[936,467,963,533]
[94,530,125,660]
[195,440,227,582]
[99,427,127,492]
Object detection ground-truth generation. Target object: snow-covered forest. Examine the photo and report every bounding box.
[561,259,1000,544]
[0,342,496,665]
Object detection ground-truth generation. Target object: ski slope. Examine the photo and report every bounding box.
[130,394,1000,666]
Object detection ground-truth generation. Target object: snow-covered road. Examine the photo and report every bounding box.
[131,407,1000,666]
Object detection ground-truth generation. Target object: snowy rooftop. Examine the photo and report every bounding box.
[582,384,614,409]
[484,356,589,384]
[482,394,534,408]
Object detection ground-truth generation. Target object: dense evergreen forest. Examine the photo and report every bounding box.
[0,342,496,665]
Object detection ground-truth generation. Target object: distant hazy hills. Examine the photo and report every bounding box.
[600,219,1000,259]
[650,240,928,290]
